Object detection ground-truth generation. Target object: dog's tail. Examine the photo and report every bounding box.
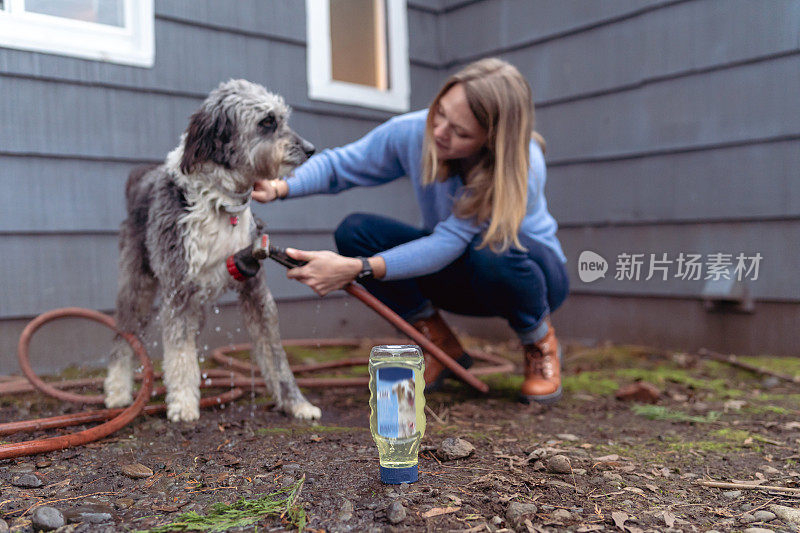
[125,164,159,211]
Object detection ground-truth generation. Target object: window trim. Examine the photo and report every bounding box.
[306,0,409,113]
[0,0,154,68]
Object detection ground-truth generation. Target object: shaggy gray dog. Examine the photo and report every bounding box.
[105,79,321,422]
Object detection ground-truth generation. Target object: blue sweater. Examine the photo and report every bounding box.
[285,110,567,281]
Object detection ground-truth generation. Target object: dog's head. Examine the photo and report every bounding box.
[179,79,315,186]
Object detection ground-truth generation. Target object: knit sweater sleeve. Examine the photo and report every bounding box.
[376,214,482,280]
[285,116,409,198]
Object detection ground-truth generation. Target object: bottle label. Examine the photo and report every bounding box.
[376,367,416,438]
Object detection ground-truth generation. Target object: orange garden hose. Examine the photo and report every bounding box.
[0,297,514,458]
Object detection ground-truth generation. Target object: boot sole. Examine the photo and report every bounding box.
[518,345,564,405]
[424,353,473,393]
[519,386,562,405]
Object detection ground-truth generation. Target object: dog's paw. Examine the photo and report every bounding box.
[285,401,322,420]
[166,395,200,423]
[104,390,132,409]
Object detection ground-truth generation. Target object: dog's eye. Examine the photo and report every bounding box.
[258,114,277,133]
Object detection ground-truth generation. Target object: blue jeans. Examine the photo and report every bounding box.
[334,213,569,343]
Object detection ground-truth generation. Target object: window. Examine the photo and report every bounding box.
[306,0,409,112]
[0,0,154,67]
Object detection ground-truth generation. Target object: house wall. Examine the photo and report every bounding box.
[1,0,798,374]
[0,1,440,373]
[436,0,800,355]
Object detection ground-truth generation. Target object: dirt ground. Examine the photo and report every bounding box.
[2,338,800,532]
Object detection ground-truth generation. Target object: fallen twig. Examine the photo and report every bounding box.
[699,349,800,383]
[696,480,800,494]
[425,405,444,424]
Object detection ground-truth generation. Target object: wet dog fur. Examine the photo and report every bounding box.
[104,79,321,422]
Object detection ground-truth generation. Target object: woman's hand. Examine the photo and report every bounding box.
[252,179,287,203]
[285,248,362,296]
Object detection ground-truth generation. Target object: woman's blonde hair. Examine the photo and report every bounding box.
[422,57,544,252]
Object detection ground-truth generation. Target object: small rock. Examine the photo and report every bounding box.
[572,468,587,475]
[338,499,354,522]
[120,463,153,479]
[491,516,503,526]
[63,505,115,524]
[281,476,297,488]
[722,490,742,499]
[11,473,42,488]
[531,460,546,471]
[113,498,135,510]
[753,510,776,522]
[615,381,660,403]
[740,513,757,524]
[762,376,781,389]
[35,460,52,469]
[547,455,572,474]
[437,437,475,461]
[528,448,547,460]
[741,503,754,512]
[551,508,572,522]
[769,504,800,525]
[556,433,579,441]
[31,506,65,531]
[743,528,775,533]
[603,472,622,481]
[506,502,538,528]
[763,465,780,476]
[386,501,406,524]
[0,519,7,533]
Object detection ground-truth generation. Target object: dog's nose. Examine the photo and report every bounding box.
[301,139,315,157]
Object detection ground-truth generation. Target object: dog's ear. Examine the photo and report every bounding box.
[180,105,237,174]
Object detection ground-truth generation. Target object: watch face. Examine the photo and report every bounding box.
[358,257,373,279]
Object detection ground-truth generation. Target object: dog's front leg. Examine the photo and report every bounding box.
[160,303,203,422]
[238,276,321,420]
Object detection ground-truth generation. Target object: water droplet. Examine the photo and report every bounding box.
[215,326,221,332]
[204,378,212,386]
[214,307,220,314]
[199,356,205,363]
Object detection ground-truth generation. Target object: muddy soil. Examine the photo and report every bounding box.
[2,340,800,532]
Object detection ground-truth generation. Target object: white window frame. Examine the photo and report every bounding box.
[306,0,409,113]
[0,0,154,68]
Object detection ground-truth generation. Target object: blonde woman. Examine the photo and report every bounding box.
[253,58,569,404]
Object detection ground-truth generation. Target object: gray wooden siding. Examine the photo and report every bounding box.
[2,0,798,369]
[0,1,439,324]
[437,0,800,303]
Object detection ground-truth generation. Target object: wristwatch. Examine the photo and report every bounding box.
[356,256,374,280]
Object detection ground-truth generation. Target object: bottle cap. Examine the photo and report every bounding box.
[380,465,418,484]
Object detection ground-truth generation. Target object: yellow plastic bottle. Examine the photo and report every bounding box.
[368,345,426,484]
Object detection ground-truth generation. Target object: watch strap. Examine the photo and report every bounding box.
[356,256,374,280]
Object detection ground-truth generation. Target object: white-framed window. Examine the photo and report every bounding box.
[0,0,154,68]
[306,0,409,112]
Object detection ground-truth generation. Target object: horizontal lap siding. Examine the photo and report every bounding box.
[0,2,436,322]
[435,0,800,345]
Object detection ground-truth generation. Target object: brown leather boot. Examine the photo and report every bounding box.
[520,318,562,405]
[412,311,473,391]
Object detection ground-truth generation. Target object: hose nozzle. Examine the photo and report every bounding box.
[226,234,269,281]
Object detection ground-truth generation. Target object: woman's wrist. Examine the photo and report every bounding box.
[272,180,289,200]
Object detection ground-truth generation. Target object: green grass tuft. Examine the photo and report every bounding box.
[631,404,721,424]
[138,477,306,533]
